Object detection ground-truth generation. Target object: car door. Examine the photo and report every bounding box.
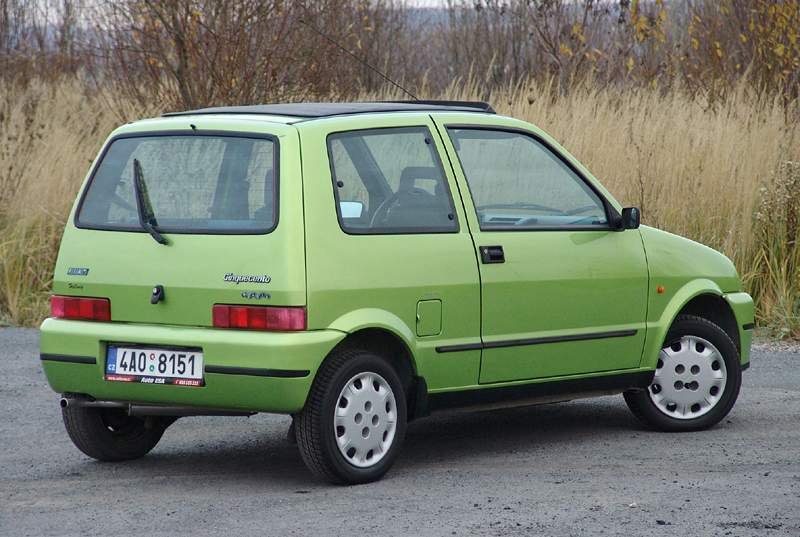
[299,114,482,391]
[432,114,649,384]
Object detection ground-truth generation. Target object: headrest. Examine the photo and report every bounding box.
[398,166,440,193]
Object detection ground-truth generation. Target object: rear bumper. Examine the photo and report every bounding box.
[39,318,346,413]
[724,291,754,368]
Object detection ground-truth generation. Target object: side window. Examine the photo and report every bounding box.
[447,128,608,230]
[328,127,458,234]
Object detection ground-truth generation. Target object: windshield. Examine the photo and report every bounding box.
[77,134,277,234]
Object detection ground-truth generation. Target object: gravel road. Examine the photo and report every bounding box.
[1,328,798,537]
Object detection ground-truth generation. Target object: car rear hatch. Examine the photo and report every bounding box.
[52,121,306,328]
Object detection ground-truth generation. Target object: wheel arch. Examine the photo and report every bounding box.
[642,279,735,369]
[676,294,740,352]
[332,327,417,386]
[324,308,419,376]
[315,310,427,419]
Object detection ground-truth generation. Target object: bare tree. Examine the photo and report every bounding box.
[91,0,415,109]
[1,0,85,84]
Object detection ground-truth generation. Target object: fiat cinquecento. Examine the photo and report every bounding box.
[41,101,754,484]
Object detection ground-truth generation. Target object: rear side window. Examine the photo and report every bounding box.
[327,127,457,234]
[77,134,277,234]
[448,128,608,230]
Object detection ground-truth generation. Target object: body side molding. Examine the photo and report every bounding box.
[204,364,310,378]
[435,329,638,354]
[40,353,96,365]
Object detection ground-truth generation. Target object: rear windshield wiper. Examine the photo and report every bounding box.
[133,158,168,245]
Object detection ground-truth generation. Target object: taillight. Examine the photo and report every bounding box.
[212,305,306,331]
[51,295,111,322]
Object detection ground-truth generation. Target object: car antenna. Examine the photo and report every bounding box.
[297,11,418,101]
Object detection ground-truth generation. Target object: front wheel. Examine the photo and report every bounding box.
[624,315,742,432]
[296,348,407,485]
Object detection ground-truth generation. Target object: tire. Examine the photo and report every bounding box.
[296,347,407,485]
[62,405,167,461]
[624,314,742,432]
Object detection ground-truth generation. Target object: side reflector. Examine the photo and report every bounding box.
[212,305,306,331]
[51,295,111,322]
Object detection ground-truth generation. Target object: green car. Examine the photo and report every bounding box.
[41,101,754,484]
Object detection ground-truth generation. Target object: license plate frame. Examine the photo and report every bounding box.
[105,343,205,387]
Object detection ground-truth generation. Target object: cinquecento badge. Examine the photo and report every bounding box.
[223,273,271,284]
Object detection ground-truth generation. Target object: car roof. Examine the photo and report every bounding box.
[162,101,496,120]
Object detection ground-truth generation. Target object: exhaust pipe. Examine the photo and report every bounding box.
[60,397,125,410]
[59,396,253,417]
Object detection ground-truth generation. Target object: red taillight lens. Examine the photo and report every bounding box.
[51,295,111,322]
[212,305,306,331]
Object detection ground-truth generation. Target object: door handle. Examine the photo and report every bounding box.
[480,245,505,264]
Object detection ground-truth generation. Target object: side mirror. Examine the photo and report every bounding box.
[621,207,641,230]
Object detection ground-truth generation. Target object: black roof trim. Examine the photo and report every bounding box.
[162,101,496,119]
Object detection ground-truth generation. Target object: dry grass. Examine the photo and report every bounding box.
[1,78,798,336]
[0,80,147,325]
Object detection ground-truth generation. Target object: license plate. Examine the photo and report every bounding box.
[105,345,204,387]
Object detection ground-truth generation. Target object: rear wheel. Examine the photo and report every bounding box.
[624,315,742,431]
[296,348,407,485]
[62,405,167,461]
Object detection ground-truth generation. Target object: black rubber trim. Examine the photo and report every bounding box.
[163,101,495,118]
[435,342,483,353]
[427,371,653,412]
[742,323,755,331]
[409,376,430,421]
[741,362,750,371]
[435,329,638,353]
[40,353,96,365]
[204,365,309,378]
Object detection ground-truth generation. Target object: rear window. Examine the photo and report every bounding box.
[77,134,278,234]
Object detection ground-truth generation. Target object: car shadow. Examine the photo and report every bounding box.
[402,396,641,459]
[62,397,643,487]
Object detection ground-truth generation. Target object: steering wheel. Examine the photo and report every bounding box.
[370,192,401,227]
[370,188,432,227]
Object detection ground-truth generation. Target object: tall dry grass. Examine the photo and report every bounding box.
[1,78,798,336]
[0,80,149,325]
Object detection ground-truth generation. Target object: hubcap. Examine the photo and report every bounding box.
[649,335,727,419]
[334,371,397,468]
